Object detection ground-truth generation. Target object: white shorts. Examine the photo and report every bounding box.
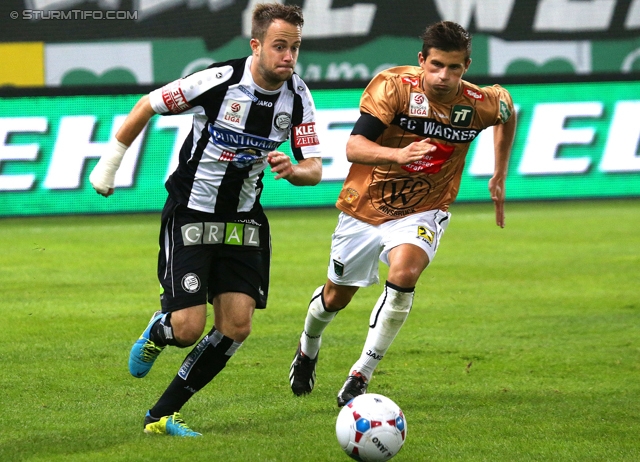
[327,210,451,287]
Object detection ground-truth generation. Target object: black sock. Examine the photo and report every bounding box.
[149,329,241,417]
[150,313,182,347]
[385,280,415,293]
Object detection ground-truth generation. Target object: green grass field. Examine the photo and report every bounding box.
[2,199,639,461]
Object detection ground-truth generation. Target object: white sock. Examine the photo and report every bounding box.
[351,282,414,381]
[300,285,338,359]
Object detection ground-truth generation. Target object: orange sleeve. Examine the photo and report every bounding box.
[359,71,404,126]
[487,84,515,125]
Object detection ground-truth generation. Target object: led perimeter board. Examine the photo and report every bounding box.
[1,79,639,217]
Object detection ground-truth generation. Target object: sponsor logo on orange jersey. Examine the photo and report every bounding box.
[463,87,484,101]
[401,142,455,174]
[401,76,419,87]
[450,105,474,127]
[344,188,359,203]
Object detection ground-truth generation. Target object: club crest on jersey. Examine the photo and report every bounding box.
[417,226,435,245]
[181,273,201,293]
[409,93,429,117]
[224,100,246,125]
[293,123,319,148]
[274,112,292,131]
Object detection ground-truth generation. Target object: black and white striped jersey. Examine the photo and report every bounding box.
[148,56,321,216]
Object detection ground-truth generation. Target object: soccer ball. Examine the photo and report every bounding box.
[335,393,407,462]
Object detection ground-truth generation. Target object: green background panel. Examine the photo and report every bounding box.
[1,81,639,217]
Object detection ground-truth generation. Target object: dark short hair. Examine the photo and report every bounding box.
[420,21,472,61]
[251,3,304,42]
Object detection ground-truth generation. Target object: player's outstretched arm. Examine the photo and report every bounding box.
[489,111,517,228]
[90,95,156,197]
[267,152,322,186]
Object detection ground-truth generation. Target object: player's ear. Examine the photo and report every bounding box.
[418,51,425,65]
[250,38,260,56]
[463,58,472,73]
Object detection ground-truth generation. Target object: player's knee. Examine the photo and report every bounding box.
[235,324,252,342]
[323,286,356,311]
[222,321,252,343]
[387,267,422,288]
[173,322,206,346]
[231,319,251,342]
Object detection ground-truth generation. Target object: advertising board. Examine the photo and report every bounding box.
[1,79,639,217]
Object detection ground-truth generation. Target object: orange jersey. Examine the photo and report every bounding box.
[336,65,514,225]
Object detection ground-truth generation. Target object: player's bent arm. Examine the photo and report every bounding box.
[287,157,322,186]
[89,95,156,196]
[346,134,433,166]
[346,134,398,165]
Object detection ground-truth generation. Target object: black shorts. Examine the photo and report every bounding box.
[157,196,271,311]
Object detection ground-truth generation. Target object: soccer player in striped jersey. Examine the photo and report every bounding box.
[90,3,322,436]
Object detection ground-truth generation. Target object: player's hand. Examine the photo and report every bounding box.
[488,176,506,228]
[89,140,128,197]
[267,151,294,180]
[396,137,437,165]
[89,158,116,197]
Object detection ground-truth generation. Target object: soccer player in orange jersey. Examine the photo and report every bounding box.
[289,21,516,406]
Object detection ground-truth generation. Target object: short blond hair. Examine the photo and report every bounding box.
[251,3,304,42]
